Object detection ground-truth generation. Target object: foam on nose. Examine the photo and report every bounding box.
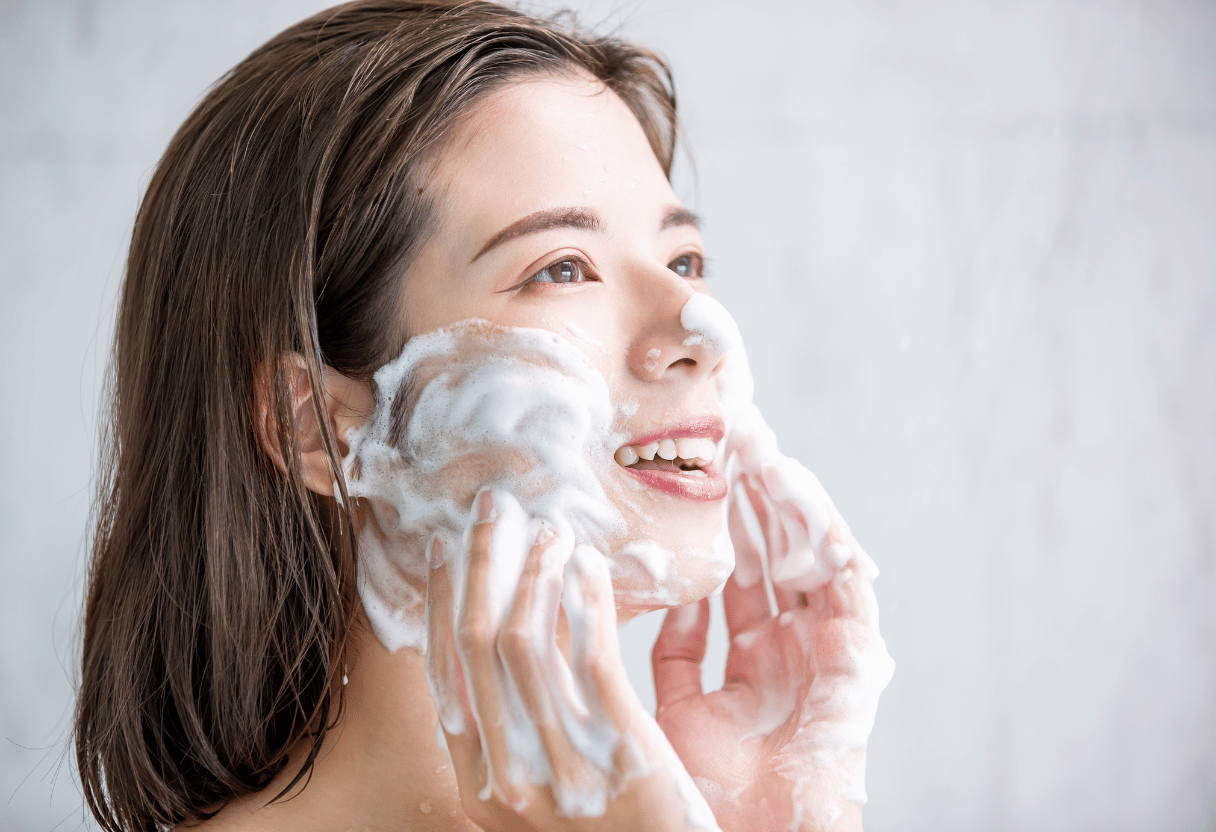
[681,293,753,423]
[680,293,742,355]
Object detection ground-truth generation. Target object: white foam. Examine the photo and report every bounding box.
[345,319,725,826]
[680,293,742,355]
[345,295,891,828]
[708,291,894,827]
[346,322,627,650]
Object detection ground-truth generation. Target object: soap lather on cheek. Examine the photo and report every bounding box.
[342,296,887,827]
[343,315,738,828]
[344,321,628,651]
[345,298,757,652]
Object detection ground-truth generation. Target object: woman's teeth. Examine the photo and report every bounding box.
[614,437,717,471]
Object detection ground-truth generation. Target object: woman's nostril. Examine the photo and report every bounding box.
[670,357,696,368]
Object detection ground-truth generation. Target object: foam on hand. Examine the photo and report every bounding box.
[345,318,726,827]
[705,294,893,828]
[345,295,888,829]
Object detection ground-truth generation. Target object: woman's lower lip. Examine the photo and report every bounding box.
[622,464,728,501]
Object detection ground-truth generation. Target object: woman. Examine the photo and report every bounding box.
[74,2,893,830]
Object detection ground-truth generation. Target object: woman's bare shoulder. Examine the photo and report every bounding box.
[172,788,475,832]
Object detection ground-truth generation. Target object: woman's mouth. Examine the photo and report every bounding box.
[614,436,717,471]
[613,424,728,501]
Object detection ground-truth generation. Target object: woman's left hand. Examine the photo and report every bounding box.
[651,560,890,832]
[651,410,895,832]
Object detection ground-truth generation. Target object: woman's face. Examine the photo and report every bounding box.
[398,73,730,609]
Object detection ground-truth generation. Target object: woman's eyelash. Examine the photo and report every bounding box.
[523,256,598,287]
[511,252,707,292]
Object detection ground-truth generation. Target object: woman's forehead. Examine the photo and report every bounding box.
[425,74,675,251]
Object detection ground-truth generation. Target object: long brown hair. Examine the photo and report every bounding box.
[74,2,677,829]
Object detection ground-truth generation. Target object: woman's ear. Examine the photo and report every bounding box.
[256,354,375,496]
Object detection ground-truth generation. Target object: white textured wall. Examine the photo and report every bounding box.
[2,1,1213,830]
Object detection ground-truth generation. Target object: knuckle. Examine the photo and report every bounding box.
[456,618,494,653]
[538,565,564,596]
[582,650,616,689]
[459,792,495,825]
[500,784,530,813]
[497,624,537,666]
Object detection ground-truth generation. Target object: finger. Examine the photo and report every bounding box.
[442,728,534,832]
[832,558,880,629]
[454,489,518,807]
[425,536,473,735]
[740,472,808,614]
[725,477,776,636]
[498,523,593,794]
[742,470,790,576]
[740,473,796,610]
[498,522,562,725]
[820,521,872,623]
[726,475,767,591]
[564,544,636,731]
[722,571,772,638]
[441,726,487,807]
[652,598,710,712]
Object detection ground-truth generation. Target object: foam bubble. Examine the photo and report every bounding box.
[344,295,886,828]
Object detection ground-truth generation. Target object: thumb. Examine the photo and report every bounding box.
[652,598,710,712]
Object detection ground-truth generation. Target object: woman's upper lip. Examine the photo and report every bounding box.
[623,416,724,447]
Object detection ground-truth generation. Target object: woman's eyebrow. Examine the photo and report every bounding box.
[471,207,602,263]
[661,207,701,231]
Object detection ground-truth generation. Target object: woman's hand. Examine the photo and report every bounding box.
[425,489,721,832]
[652,406,895,832]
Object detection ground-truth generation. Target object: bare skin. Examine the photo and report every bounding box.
[192,74,886,831]
[190,491,875,832]
[189,627,474,832]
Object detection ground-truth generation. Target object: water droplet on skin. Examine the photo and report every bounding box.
[419,800,432,814]
[434,764,446,773]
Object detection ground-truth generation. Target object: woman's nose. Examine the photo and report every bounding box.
[625,272,726,383]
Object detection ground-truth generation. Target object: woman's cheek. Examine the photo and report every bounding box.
[603,494,733,611]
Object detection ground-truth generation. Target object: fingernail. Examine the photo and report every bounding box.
[534,521,555,546]
[428,535,445,569]
[475,488,496,525]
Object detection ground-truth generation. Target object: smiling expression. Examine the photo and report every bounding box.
[396,72,733,609]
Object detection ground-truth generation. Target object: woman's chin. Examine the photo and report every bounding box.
[608,532,735,616]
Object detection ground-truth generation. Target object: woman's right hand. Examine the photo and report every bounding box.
[425,489,720,832]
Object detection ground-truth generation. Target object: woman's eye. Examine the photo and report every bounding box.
[529,258,591,284]
[668,253,704,279]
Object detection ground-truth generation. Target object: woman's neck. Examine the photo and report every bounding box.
[193,621,475,832]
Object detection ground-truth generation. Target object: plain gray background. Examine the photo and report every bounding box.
[2,0,1214,830]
